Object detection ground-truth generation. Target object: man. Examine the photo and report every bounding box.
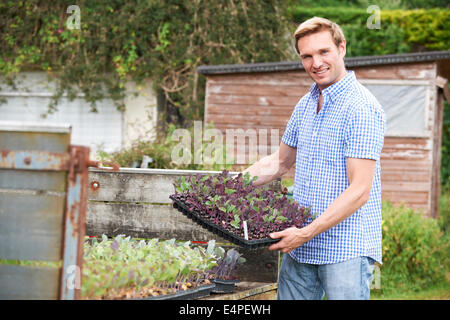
[242,17,386,300]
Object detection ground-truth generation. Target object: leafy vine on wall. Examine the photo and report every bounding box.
[0,0,293,124]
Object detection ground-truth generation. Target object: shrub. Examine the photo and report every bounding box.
[379,201,449,294]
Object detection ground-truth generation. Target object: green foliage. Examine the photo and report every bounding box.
[438,190,450,235]
[442,99,450,189]
[379,201,449,294]
[356,0,449,10]
[290,0,449,9]
[0,0,291,121]
[288,6,450,56]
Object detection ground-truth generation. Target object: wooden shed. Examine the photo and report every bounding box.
[197,50,450,218]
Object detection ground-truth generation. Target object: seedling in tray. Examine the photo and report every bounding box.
[171,170,313,245]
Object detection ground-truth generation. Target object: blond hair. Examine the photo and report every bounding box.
[293,17,346,54]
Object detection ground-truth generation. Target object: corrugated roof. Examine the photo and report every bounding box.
[197,50,450,75]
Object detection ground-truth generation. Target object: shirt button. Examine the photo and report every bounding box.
[309,156,313,162]
[313,131,317,137]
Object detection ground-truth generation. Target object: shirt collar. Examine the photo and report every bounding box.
[309,70,356,102]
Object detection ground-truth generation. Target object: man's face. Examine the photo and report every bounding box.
[297,30,347,91]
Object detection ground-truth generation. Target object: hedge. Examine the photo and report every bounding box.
[288,6,450,56]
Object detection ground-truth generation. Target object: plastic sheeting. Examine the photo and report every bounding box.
[364,84,428,137]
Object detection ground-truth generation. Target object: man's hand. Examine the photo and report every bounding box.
[268,226,313,253]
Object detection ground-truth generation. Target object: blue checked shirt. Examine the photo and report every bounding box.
[282,71,386,265]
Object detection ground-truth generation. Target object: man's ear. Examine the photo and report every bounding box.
[339,39,347,58]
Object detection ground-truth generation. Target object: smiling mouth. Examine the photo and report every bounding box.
[313,68,329,75]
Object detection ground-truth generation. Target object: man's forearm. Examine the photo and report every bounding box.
[305,183,370,239]
[268,183,370,253]
[242,151,287,187]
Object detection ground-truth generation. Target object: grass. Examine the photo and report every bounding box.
[371,283,450,300]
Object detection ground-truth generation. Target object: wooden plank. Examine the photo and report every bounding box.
[383,137,430,149]
[207,104,295,117]
[381,171,430,182]
[207,114,287,128]
[382,191,429,204]
[354,62,436,80]
[382,181,430,192]
[207,83,309,97]
[380,159,431,171]
[208,123,287,132]
[207,72,313,86]
[207,115,289,127]
[430,91,444,218]
[0,193,64,261]
[380,148,430,160]
[0,169,66,192]
[88,169,281,203]
[86,202,223,241]
[207,94,300,107]
[88,171,181,204]
[202,282,277,300]
[0,264,60,299]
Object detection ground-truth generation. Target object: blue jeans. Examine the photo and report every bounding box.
[277,254,375,300]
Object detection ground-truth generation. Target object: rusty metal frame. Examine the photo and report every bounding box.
[59,146,89,300]
[0,144,118,299]
[59,146,119,299]
[0,150,71,171]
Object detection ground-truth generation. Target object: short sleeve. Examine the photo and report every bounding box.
[344,104,386,160]
[282,103,301,148]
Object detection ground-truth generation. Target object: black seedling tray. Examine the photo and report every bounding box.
[211,279,239,294]
[141,283,215,300]
[170,195,280,249]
